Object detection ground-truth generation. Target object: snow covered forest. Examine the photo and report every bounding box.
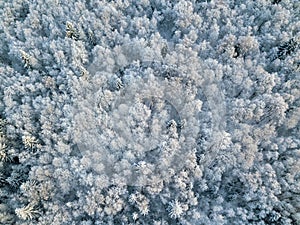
[0,0,299,224]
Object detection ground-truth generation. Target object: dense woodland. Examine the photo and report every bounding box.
[0,0,299,224]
